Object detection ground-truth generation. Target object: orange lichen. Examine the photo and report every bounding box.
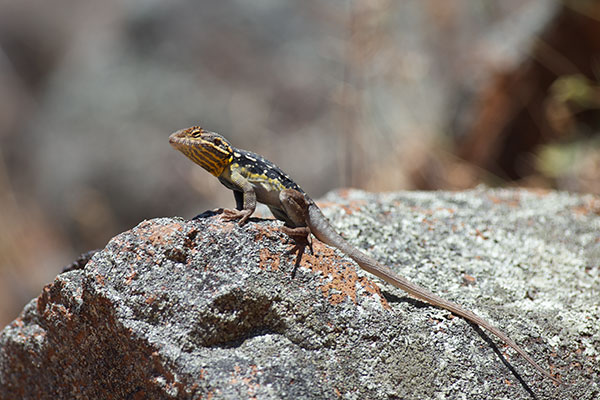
[253,224,281,243]
[228,364,261,399]
[316,200,366,215]
[147,222,184,247]
[572,197,600,216]
[206,217,237,234]
[486,193,521,207]
[258,248,280,272]
[125,270,138,285]
[145,294,157,305]
[255,231,389,308]
[95,274,105,286]
[295,241,389,309]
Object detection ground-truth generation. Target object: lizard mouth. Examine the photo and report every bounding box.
[168,130,186,147]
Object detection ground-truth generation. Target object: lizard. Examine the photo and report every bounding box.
[169,125,560,384]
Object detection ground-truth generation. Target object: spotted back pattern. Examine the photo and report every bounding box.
[228,148,305,194]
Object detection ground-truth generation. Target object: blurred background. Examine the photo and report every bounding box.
[1,0,599,328]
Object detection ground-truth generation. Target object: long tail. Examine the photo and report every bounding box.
[307,204,560,384]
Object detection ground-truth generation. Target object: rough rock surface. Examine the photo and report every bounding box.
[0,188,598,399]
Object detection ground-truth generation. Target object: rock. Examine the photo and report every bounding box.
[0,189,598,399]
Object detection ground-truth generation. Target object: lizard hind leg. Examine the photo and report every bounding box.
[280,225,312,277]
[279,189,313,276]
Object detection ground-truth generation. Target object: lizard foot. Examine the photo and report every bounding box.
[221,208,252,226]
[280,225,312,278]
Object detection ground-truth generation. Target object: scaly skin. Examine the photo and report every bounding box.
[169,126,560,384]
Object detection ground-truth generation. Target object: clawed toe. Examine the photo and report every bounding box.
[280,226,312,277]
[221,208,252,225]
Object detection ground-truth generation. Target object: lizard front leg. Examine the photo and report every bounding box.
[221,170,256,225]
[279,189,313,275]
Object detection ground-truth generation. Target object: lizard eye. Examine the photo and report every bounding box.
[190,128,203,138]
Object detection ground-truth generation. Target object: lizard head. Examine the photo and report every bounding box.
[169,126,234,177]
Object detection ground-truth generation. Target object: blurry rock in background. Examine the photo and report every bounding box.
[0,0,598,327]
